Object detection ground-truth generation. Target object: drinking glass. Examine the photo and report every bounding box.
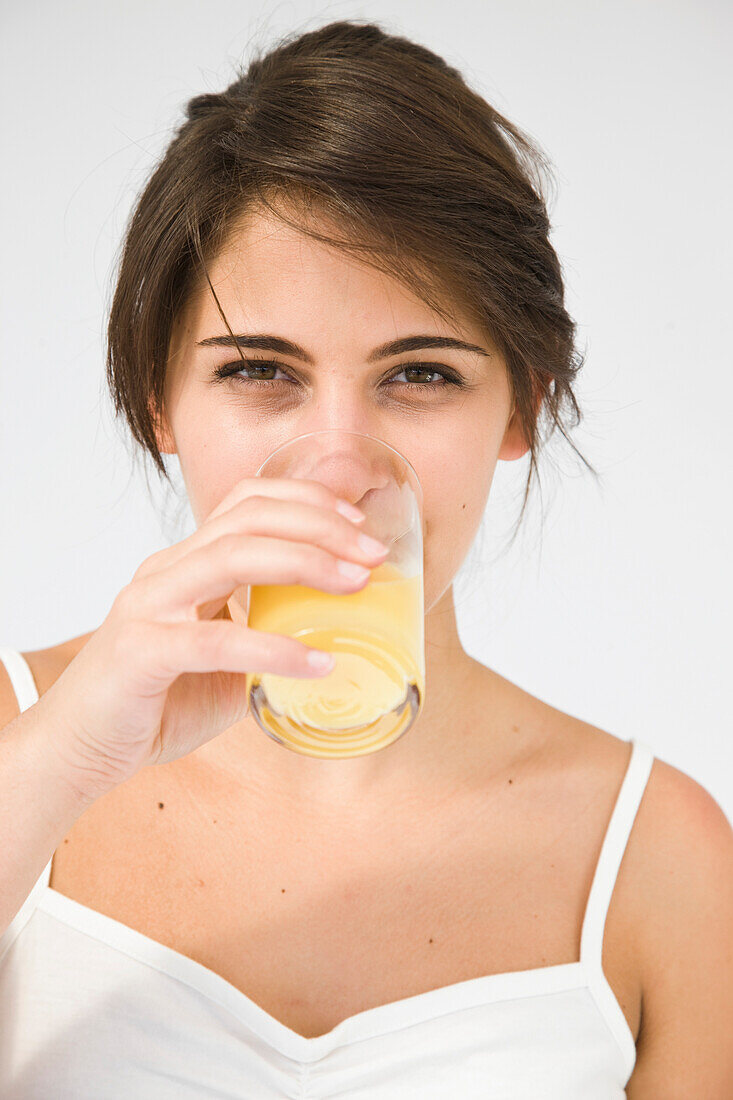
[244,429,424,758]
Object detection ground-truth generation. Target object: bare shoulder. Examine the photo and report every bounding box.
[530,692,733,937]
[498,674,732,1020]
[532,695,733,1092]
[623,749,733,1095]
[554,698,733,1095]
[620,740,733,948]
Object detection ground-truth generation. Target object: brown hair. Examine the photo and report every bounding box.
[105,18,597,542]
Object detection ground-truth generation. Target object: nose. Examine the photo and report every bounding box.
[294,381,381,447]
[302,447,392,509]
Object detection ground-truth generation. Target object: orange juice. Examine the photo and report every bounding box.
[245,560,425,757]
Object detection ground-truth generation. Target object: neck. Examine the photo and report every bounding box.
[192,586,496,815]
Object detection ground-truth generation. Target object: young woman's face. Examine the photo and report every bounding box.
[159,205,530,616]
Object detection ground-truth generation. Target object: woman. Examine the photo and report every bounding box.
[0,19,730,1099]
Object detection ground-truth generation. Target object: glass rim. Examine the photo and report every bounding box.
[254,429,423,503]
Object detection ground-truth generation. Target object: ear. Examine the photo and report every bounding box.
[148,393,176,454]
[497,386,543,462]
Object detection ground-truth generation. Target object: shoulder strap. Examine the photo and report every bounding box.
[580,737,655,970]
[0,648,54,961]
[0,645,40,713]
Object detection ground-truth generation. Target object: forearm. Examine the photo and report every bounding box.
[0,705,99,937]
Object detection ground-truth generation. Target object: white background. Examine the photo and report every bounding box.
[1,0,731,820]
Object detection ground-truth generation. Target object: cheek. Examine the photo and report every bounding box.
[421,481,490,611]
[174,409,263,526]
[421,437,496,552]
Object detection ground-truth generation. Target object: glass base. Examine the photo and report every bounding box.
[248,681,422,758]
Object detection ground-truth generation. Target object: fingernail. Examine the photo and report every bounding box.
[307,650,335,671]
[336,499,366,523]
[358,533,388,556]
[337,560,370,581]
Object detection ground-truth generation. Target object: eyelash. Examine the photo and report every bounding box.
[211,359,467,393]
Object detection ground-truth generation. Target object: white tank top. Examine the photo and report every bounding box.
[0,645,653,1098]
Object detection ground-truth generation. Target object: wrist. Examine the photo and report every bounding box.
[12,703,113,816]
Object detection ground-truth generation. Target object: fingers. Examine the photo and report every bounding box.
[118,531,379,623]
[132,477,364,582]
[117,618,336,692]
[188,495,381,570]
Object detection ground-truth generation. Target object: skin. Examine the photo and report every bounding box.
[10,204,733,1094]
[153,201,539,813]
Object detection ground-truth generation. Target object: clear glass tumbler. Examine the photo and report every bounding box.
[244,429,425,758]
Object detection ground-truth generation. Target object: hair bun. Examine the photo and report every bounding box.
[185,93,224,122]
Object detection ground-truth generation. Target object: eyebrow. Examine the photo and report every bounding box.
[195,333,492,363]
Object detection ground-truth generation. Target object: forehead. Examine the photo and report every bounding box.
[183,204,481,341]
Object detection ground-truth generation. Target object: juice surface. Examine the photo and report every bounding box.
[246,561,425,755]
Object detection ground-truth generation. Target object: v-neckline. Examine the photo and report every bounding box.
[38,879,588,1064]
[1,649,643,1073]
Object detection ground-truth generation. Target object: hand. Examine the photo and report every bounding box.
[34,477,388,801]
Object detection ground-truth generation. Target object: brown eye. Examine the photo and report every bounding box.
[393,365,449,388]
[212,360,289,384]
[211,359,467,392]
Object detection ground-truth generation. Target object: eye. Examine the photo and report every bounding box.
[211,359,467,393]
[390,364,459,391]
[212,360,290,385]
